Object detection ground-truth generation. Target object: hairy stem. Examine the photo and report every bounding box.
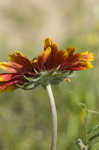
[46,84,57,150]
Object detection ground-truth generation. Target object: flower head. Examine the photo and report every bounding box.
[0,38,94,92]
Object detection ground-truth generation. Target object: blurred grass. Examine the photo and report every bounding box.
[0,0,99,150]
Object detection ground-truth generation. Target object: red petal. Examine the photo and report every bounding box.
[0,80,19,92]
[8,51,33,73]
[0,73,24,82]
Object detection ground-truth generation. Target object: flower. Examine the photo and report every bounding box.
[0,38,94,92]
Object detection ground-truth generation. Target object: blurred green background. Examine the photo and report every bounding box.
[0,0,99,149]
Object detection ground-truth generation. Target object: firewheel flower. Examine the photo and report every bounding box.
[0,38,94,92]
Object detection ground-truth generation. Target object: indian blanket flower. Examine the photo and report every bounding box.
[0,38,94,92]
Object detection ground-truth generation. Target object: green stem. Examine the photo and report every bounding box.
[46,84,57,150]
